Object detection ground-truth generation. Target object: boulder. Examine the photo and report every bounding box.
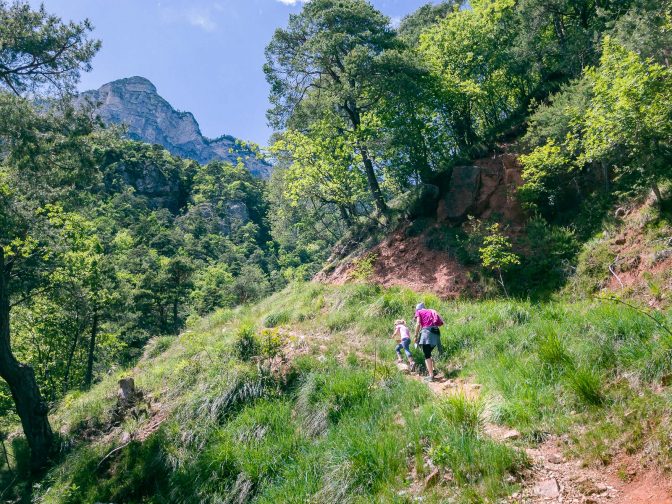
[534,478,560,498]
[118,378,137,406]
[441,166,481,221]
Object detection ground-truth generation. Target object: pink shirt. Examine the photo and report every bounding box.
[396,324,411,340]
[415,309,444,328]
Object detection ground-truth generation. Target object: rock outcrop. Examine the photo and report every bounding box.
[437,153,524,224]
[78,76,272,178]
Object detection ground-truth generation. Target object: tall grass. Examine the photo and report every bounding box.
[21,281,671,503]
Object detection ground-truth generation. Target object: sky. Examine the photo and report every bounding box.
[30,0,441,145]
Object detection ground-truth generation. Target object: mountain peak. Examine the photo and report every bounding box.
[78,77,271,178]
[108,76,157,93]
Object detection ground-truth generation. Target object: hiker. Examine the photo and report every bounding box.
[413,302,444,382]
[392,319,415,371]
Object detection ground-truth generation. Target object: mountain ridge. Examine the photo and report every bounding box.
[78,76,271,178]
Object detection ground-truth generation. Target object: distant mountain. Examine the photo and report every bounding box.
[78,76,271,178]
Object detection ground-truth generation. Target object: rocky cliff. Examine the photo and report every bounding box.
[78,76,271,178]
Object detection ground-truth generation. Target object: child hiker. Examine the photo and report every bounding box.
[392,319,414,370]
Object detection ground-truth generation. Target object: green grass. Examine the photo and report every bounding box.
[4,281,670,503]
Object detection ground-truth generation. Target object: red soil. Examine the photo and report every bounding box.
[319,228,475,298]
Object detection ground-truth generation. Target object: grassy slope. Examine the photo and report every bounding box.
[6,282,672,503]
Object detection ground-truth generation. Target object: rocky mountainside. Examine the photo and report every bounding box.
[78,76,271,178]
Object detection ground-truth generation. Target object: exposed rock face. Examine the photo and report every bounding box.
[437,153,524,223]
[78,76,271,178]
[111,156,185,212]
[440,166,482,221]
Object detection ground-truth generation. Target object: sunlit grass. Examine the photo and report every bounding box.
[23,281,672,503]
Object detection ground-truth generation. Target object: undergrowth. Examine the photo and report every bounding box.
[3,282,670,503]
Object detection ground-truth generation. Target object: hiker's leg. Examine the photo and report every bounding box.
[422,345,435,378]
[395,343,403,362]
[402,340,412,361]
[426,358,434,378]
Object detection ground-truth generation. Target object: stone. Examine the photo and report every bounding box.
[396,363,411,374]
[534,478,560,498]
[424,468,440,490]
[576,478,601,496]
[653,249,672,265]
[118,377,136,403]
[548,453,564,464]
[438,157,525,223]
[77,77,271,178]
[442,166,481,221]
[502,429,521,441]
[614,236,626,245]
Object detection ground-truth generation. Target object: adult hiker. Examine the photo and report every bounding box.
[413,302,444,382]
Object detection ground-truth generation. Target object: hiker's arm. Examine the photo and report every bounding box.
[392,326,399,339]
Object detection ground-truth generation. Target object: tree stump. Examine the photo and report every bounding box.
[118,378,135,402]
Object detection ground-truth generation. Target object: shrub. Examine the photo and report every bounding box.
[566,367,605,406]
[570,238,616,295]
[259,328,283,360]
[535,325,573,370]
[405,217,434,237]
[350,253,378,282]
[263,311,290,328]
[234,324,260,361]
[439,394,484,436]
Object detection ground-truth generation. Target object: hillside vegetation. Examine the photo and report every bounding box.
[0,282,667,503]
[1,0,671,501]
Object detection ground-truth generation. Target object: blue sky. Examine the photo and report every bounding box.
[31,0,441,145]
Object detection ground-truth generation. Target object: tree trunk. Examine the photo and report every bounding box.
[601,161,610,193]
[498,269,510,299]
[652,181,664,206]
[173,298,179,335]
[84,308,98,388]
[62,327,81,394]
[0,251,53,472]
[338,205,353,227]
[342,102,388,216]
[359,145,388,215]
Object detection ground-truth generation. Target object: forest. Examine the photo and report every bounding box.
[0,0,671,501]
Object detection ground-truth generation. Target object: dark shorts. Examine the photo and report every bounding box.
[421,344,435,360]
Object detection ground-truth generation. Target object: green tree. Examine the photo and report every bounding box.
[479,224,520,297]
[271,119,369,227]
[265,0,399,215]
[582,38,672,206]
[418,0,538,155]
[190,262,235,316]
[0,1,98,469]
[397,1,461,46]
[0,1,100,95]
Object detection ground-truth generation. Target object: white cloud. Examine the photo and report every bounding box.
[159,4,221,32]
[186,10,217,31]
[275,0,309,5]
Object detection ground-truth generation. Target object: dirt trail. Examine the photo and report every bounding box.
[277,328,670,504]
[399,363,672,504]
